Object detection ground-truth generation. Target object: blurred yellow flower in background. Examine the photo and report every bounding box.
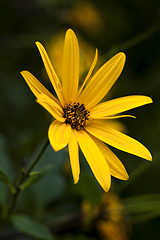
[69,1,104,34]
[21,29,152,192]
[82,191,131,240]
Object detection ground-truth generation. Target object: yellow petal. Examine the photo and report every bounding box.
[86,121,152,161]
[21,71,60,105]
[92,119,126,133]
[48,120,71,151]
[93,115,136,119]
[78,49,98,97]
[75,130,111,192]
[36,94,65,122]
[79,52,126,109]
[68,130,80,184]
[35,42,64,105]
[92,135,129,180]
[62,29,79,103]
[91,95,153,118]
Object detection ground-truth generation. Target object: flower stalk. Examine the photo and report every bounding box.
[8,139,49,217]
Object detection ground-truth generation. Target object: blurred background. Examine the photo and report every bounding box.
[0,0,160,239]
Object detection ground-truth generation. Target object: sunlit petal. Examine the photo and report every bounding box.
[91,95,153,118]
[36,94,65,122]
[92,115,136,119]
[68,130,80,184]
[78,49,98,97]
[86,121,152,161]
[21,71,60,105]
[98,120,126,133]
[79,52,126,109]
[62,29,79,103]
[48,121,71,151]
[35,42,64,105]
[92,135,129,180]
[75,130,111,192]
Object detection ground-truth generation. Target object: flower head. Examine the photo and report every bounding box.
[21,29,152,192]
[82,191,130,240]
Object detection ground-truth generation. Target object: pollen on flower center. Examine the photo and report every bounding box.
[63,102,90,130]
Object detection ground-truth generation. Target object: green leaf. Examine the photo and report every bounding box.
[72,170,102,206]
[11,214,54,240]
[117,151,160,194]
[0,167,15,193]
[123,194,160,222]
[21,164,54,191]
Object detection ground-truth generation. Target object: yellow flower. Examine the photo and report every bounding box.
[69,1,104,34]
[21,29,152,192]
[82,192,130,240]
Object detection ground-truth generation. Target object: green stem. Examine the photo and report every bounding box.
[8,187,20,217]
[100,21,160,63]
[8,139,49,216]
[20,139,49,183]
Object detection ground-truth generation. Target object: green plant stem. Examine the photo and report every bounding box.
[8,139,49,217]
[20,139,49,183]
[8,188,20,217]
[100,21,160,63]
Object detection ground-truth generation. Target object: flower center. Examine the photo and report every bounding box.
[63,102,90,130]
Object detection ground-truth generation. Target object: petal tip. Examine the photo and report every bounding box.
[65,28,77,41]
[103,185,110,193]
[148,153,152,161]
[114,52,126,66]
[124,173,129,180]
[35,41,43,49]
[119,52,126,62]
[74,178,79,184]
[52,143,67,152]
[102,177,111,193]
[66,28,74,34]
[143,151,152,161]
[20,70,27,76]
[35,41,40,45]
[148,97,153,104]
